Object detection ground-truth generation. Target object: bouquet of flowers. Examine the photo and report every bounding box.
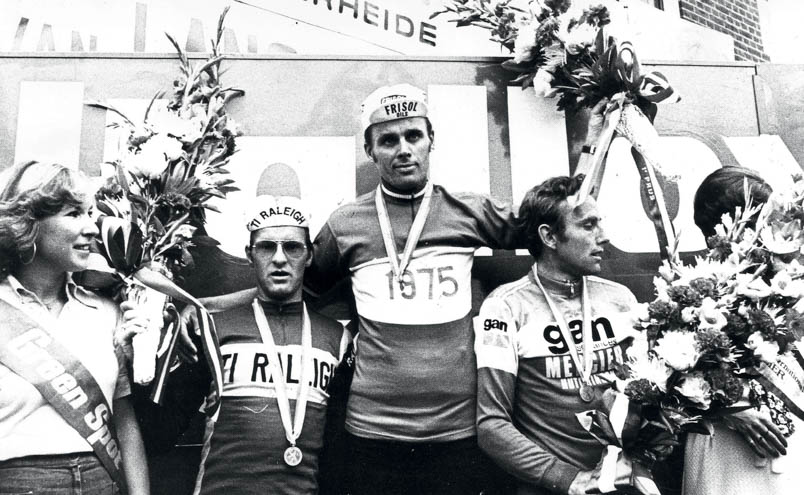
[579,176,804,492]
[434,0,680,258]
[88,9,239,409]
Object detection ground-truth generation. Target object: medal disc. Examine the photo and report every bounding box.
[284,446,303,467]
[579,384,595,403]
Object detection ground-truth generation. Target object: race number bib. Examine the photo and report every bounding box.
[351,247,474,325]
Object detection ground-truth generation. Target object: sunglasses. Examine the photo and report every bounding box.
[249,240,308,259]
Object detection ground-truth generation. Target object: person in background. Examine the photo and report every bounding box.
[685,166,800,495]
[474,175,638,495]
[0,160,149,494]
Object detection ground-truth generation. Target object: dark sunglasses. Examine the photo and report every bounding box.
[249,240,308,259]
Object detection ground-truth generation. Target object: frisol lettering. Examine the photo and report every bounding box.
[384,101,417,117]
[9,328,88,408]
[543,317,615,354]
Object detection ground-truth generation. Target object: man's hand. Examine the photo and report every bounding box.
[723,407,788,458]
[116,300,150,361]
[175,304,200,364]
[568,469,596,495]
[585,98,609,145]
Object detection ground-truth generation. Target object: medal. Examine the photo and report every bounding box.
[533,265,597,403]
[253,300,312,468]
[284,445,303,467]
[375,182,433,291]
[579,384,595,403]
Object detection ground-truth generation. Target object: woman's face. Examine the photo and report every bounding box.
[35,194,98,273]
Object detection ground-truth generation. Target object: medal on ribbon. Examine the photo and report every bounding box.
[375,182,433,291]
[533,265,596,403]
[252,299,313,467]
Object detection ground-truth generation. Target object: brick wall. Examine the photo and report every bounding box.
[678,0,770,62]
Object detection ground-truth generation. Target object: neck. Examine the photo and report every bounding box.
[14,263,67,302]
[380,179,427,197]
[535,256,582,297]
[256,288,302,305]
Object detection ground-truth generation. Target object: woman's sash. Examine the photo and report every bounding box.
[0,298,126,491]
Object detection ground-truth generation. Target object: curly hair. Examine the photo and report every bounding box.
[693,167,772,238]
[516,175,585,259]
[0,161,88,278]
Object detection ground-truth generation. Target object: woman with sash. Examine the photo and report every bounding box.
[0,161,149,494]
[684,167,804,495]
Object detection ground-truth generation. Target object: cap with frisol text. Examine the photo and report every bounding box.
[245,195,310,233]
[360,83,428,134]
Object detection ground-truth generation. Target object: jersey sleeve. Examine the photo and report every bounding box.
[305,221,349,298]
[474,296,581,494]
[471,194,526,250]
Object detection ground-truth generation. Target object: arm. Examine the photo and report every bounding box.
[475,298,584,493]
[114,397,150,495]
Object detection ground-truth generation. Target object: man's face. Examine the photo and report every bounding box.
[246,226,311,302]
[553,198,609,277]
[365,117,433,193]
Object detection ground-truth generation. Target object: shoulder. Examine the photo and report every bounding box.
[308,307,345,337]
[481,274,537,315]
[213,300,254,326]
[322,193,377,234]
[586,276,638,307]
[72,285,120,318]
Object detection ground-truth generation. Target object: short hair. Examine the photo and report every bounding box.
[693,167,772,238]
[517,175,585,259]
[363,117,434,152]
[0,161,88,277]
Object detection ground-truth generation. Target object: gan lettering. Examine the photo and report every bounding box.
[483,319,508,332]
[543,317,615,354]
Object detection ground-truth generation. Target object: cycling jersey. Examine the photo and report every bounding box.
[196,300,350,495]
[475,268,637,494]
[307,184,521,442]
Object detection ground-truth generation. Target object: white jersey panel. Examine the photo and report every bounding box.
[351,246,474,325]
[219,342,337,405]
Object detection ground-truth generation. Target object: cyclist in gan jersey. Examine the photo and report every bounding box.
[474,176,638,495]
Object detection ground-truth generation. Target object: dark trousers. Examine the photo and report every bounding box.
[345,432,508,495]
[0,453,120,495]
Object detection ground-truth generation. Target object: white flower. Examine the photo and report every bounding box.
[627,354,672,392]
[563,23,596,55]
[679,306,696,324]
[675,374,712,409]
[747,331,780,364]
[631,303,650,327]
[171,224,197,243]
[148,107,205,144]
[698,297,728,331]
[770,271,804,298]
[125,134,183,179]
[532,69,558,98]
[658,261,675,283]
[734,273,772,300]
[513,22,538,63]
[654,331,700,371]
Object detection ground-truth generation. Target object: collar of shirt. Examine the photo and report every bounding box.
[3,274,99,310]
[258,299,303,316]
